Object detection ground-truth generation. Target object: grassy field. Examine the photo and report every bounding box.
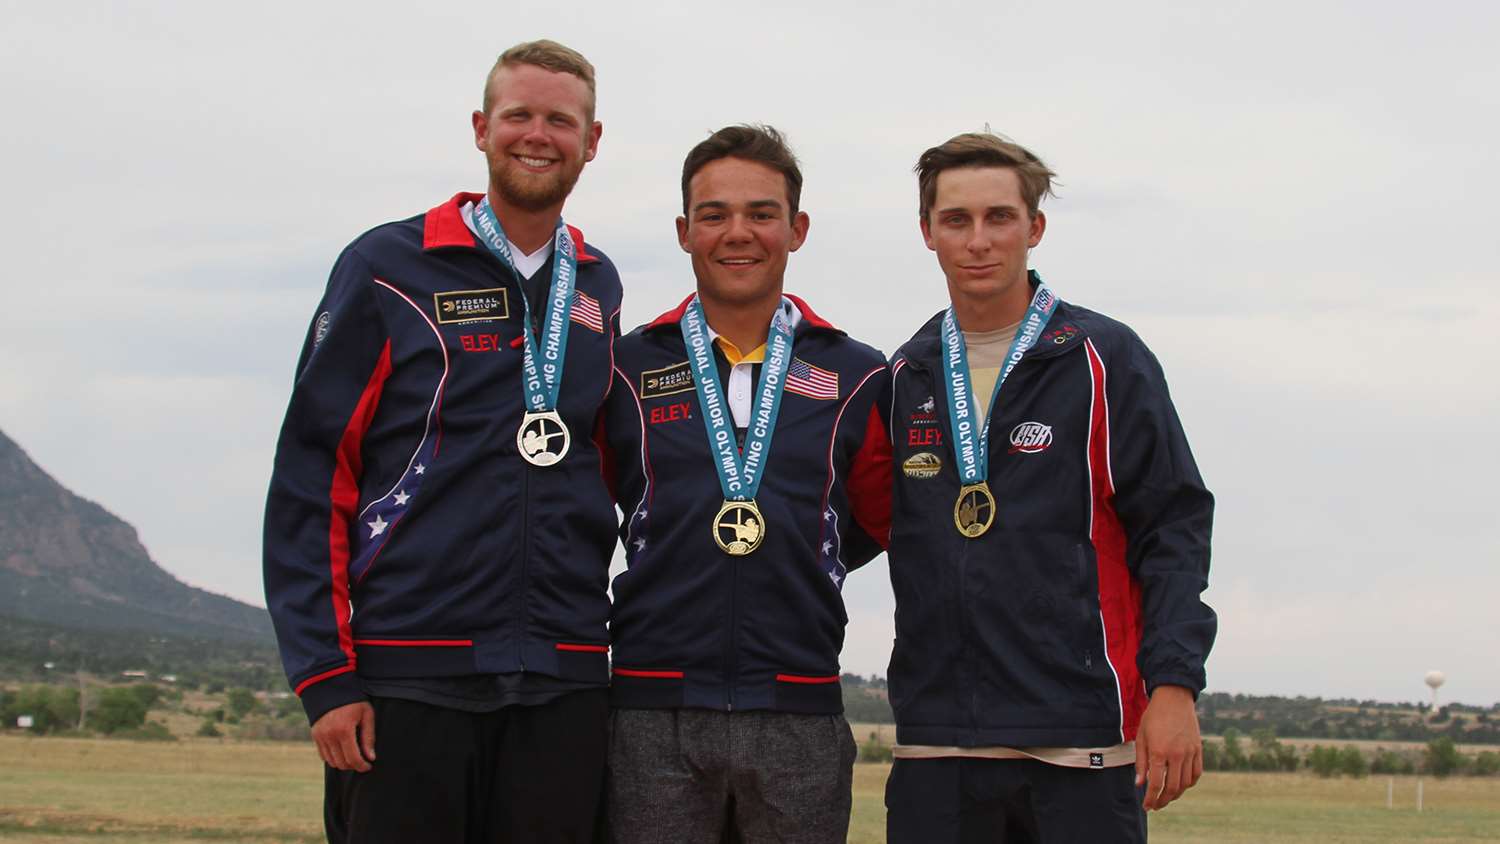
[847,723,1498,756]
[3,735,1499,842]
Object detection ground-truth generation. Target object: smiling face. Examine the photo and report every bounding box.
[471,63,601,214]
[921,165,1046,315]
[677,157,809,307]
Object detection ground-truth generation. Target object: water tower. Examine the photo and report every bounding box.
[1424,670,1445,713]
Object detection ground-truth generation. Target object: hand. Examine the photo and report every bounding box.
[311,701,377,772]
[1134,685,1202,811]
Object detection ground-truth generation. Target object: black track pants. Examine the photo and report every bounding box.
[886,756,1147,843]
[324,690,608,844]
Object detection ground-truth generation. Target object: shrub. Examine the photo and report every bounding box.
[196,720,223,738]
[1371,748,1415,775]
[115,721,176,742]
[1425,737,1464,778]
[226,688,259,719]
[858,731,893,764]
[88,687,149,734]
[1221,728,1248,771]
[1338,746,1369,778]
[5,686,80,734]
[1472,751,1499,777]
[1307,745,1341,778]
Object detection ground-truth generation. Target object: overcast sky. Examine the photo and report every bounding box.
[2,1,1496,706]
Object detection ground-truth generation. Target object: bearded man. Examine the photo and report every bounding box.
[264,40,621,844]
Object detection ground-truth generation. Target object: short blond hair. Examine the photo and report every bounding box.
[481,39,597,121]
[915,132,1057,220]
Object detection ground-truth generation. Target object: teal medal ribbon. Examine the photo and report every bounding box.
[473,198,578,466]
[941,273,1058,537]
[681,297,795,555]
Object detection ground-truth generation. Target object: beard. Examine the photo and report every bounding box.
[492,155,585,213]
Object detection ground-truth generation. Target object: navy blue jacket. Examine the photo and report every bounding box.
[603,296,891,714]
[264,193,622,722]
[887,291,1214,748]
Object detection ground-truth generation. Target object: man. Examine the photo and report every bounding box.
[601,125,892,842]
[884,132,1215,842]
[263,40,620,843]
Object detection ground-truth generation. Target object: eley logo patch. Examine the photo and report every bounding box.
[434,288,509,324]
[641,361,694,399]
[1008,421,1053,454]
[649,401,692,426]
[909,395,939,427]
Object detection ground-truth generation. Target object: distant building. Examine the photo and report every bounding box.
[121,670,148,679]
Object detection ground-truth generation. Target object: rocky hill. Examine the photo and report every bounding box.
[0,427,272,643]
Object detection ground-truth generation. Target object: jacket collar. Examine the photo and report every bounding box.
[900,274,1086,369]
[644,292,841,335]
[422,192,598,263]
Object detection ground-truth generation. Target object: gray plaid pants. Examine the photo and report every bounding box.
[607,708,857,843]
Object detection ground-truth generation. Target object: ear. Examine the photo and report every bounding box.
[920,214,936,251]
[676,216,691,253]
[1027,210,1046,249]
[788,211,810,253]
[472,110,488,152]
[583,120,603,163]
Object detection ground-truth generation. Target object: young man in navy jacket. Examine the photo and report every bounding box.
[883,132,1216,842]
[601,125,892,842]
[263,40,620,843]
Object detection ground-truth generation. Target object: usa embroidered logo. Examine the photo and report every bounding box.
[1043,323,1079,345]
[1008,422,1053,454]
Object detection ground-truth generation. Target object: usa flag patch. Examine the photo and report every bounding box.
[571,291,605,333]
[786,358,838,400]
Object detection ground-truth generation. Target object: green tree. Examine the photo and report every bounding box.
[1221,728,1248,771]
[857,731,893,763]
[126,684,161,710]
[1472,751,1499,777]
[1425,737,1465,778]
[1307,745,1341,778]
[88,687,148,734]
[225,688,259,719]
[1201,739,1225,771]
[1338,745,1369,778]
[1371,748,1415,775]
[10,685,80,734]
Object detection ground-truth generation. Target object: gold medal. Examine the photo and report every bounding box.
[517,410,570,467]
[713,500,765,556]
[953,483,996,538]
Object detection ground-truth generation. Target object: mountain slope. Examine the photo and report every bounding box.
[0,427,272,642]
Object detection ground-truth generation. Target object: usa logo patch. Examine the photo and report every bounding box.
[1008,422,1052,454]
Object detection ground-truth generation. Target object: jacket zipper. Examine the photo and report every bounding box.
[518,462,530,671]
[726,554,739,711]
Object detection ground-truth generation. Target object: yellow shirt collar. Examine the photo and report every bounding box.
[714,336,767,365]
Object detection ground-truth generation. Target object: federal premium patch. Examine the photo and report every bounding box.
[434,288,509,324]
[902,452,942,479]
[640,361,694,399]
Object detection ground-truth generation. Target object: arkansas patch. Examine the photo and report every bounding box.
[902,452,942,479]
[640,361,695,399]
[434,288,509,324]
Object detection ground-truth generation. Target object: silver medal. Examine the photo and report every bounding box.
[517,410,570,467]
